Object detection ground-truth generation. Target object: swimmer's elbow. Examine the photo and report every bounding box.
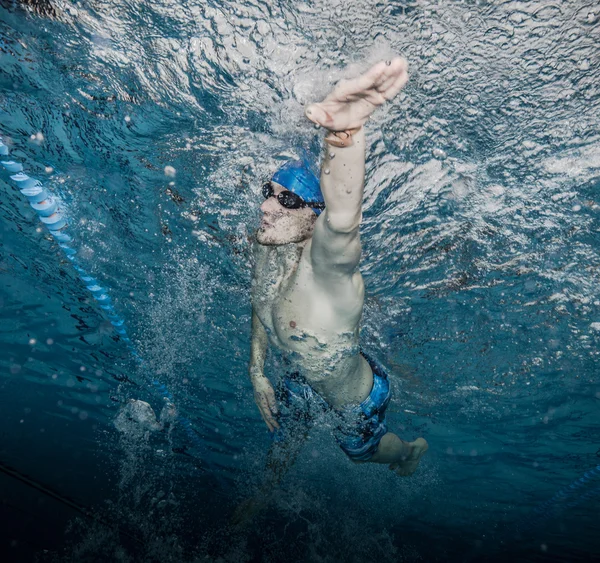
[324,210,362,234]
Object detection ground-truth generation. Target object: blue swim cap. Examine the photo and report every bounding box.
[271,160,324,215]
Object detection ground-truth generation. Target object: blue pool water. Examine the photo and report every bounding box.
[1,1,599,561]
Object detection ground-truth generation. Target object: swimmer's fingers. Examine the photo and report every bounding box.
[379,68,409,101]
[262,384,280,431]
[253,390,269,427]
[257,393,279,432]
[331,61,390,100]
[252,378,280,432]
[331,57,407,103]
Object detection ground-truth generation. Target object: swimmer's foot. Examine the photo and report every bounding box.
[305,57,408,132]
[389,437,428,477]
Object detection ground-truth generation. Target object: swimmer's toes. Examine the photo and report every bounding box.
[389,438,428,477]
[413,437,429,455]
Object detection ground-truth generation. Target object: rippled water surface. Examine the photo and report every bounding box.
[1,0,599,561]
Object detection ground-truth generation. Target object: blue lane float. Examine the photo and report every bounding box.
[0,135,213,467]
[517,464,600,534]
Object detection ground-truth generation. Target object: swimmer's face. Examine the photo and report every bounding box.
[256,181,317,246]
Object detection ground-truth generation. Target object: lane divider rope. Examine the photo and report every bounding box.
[516,464,600,534]
[0,136,215,468]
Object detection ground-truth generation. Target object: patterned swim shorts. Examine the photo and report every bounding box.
[276,352,392,462]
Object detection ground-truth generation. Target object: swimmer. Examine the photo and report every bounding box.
[238,59,428,523]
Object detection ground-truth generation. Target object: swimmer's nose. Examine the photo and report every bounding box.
[260,196,278,213]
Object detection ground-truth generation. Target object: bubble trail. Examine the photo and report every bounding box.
[0,135,216,472]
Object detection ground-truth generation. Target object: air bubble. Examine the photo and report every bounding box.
[329,152,335,159]
[578,59,590,71]
[324,168,330,175]
[385,60,391,66]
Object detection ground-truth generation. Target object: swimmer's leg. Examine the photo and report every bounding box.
[264,377,318,487]
[264,425,312,485]
[338,356,428,477]
[365,433,428,477]
[231,381,315,527]
[231,429,312,528]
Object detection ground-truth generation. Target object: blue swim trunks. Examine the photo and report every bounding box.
[276,352,392,462]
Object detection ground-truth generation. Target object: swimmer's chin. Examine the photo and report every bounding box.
[254,228,278,246]
[254,227,294,246]
[255,227,315,246]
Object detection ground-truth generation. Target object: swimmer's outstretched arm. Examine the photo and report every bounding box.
[309,128,366,278]
[249,308,279,432]
[305,58,408,278]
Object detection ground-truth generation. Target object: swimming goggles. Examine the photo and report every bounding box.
[262,182,325,211]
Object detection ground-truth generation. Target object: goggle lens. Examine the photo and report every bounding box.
[262,182,274,200]
[262,182,324,211]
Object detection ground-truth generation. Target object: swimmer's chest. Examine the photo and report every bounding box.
[253,246,362,353]
[271,267,331,352]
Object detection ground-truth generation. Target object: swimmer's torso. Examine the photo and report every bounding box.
[252,241,373,407]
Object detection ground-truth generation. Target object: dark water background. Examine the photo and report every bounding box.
[1,0,599,561]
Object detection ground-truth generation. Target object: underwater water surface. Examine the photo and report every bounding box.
[0,0,599,561]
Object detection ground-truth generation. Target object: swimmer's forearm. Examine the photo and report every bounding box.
[249,309,279,431]
[249,309,268,379]
[319,128,365,232]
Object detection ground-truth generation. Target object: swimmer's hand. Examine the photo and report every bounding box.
[305,57,408,132]
[251,374,280,432]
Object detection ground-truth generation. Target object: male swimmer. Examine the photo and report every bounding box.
[247,58,428,497]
